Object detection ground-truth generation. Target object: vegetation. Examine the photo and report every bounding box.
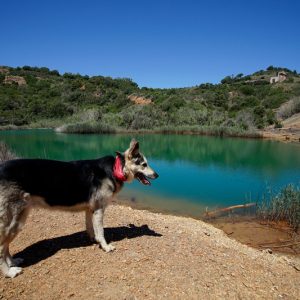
[276,96,300,120]
[257,184,300,231]
[0,65,299,134]
[56,122,116,134]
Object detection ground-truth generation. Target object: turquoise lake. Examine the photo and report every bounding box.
[0,129,299,218]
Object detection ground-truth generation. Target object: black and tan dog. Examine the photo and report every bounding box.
[0,139,158,278]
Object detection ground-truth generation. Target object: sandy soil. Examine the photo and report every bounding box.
[0,205,300,300]
[261,129,300,143]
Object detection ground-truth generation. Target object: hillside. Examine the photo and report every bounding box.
[0,65,300,135]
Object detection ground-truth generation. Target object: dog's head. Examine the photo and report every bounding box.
[117,139,158,185]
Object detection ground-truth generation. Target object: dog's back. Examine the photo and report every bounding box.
[0,156,115,206]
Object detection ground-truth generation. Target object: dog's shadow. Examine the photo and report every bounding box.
[15,224,162,268]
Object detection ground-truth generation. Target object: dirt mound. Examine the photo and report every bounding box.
[128,95,152,105]
[1,205,299,299]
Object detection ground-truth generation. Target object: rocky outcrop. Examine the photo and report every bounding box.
[0,67,9,74]
[4,75,27,86]
[128,94,152,105]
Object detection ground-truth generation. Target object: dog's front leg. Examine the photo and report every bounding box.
[92,208,115,252]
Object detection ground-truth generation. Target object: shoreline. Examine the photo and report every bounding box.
[115,199,299,256]
[1,125,300,143]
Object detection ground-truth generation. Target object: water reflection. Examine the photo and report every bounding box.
[0,130,299,213]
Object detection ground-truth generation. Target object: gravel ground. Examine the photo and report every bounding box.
[0,205,300,300]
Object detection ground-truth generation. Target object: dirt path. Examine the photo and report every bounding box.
[1,205,300,299]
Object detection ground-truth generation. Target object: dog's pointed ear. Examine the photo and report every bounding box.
[115,151,124,158]
[128,139,139,158]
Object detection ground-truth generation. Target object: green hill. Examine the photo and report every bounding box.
[0,65,299,135]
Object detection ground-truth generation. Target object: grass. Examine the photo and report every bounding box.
[153,125,261,138]
[56,122,116,134]
[51,121,262,138]
[257,184,300,231]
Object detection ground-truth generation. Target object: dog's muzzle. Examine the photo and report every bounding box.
[135,172,159,185]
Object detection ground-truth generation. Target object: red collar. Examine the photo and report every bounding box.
[113,156,127,182]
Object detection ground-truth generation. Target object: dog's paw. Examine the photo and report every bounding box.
[5,267,23,278]
[103,244,116,252]
[10,257,24,267]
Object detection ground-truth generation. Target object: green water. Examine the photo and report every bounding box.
[0,129,299,217]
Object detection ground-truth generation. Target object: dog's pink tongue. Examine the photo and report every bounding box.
[142,177,151,185]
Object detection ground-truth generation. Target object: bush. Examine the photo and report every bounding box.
[266,109,275,125]
[274,120,283,128]
[253,105,267,128]
[239,85,255,96]
[235,110,255,130]
[159,96,185,112]
[276,97,300,119]
[263,87,287,109]
[128,106,161,129]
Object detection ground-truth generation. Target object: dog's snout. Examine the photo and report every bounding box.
[147,171,159,180]
[153,172,159,179]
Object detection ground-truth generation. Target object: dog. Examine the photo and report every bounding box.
[0,139,158,278]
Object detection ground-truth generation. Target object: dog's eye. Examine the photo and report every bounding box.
[142,163,147,167]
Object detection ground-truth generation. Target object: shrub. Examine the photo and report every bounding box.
[171,107,209,126]
[235,110,255,130]
[266,109,275,125]
[274,120,283,128]
[159,96,185,112]
[240,85,255,96]
[128,106,161,129]
[276,97,300,119]
[264,87,287,109]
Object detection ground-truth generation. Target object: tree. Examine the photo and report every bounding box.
[221,76,233,84]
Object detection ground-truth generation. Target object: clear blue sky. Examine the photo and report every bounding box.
[1,0,299,88]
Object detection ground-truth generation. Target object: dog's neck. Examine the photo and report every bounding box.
[113,155,127,182]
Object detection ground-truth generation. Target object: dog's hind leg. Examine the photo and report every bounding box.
[92,208,115,252]
[85,209,95,242]
[0,228,23,278]
[0,244,22,278]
